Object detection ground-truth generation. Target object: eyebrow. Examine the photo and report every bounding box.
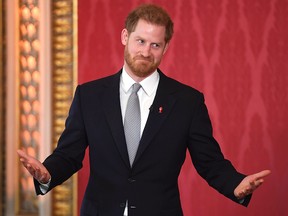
[134,36,164,45]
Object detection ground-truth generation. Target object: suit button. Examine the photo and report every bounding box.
[120,203,126,208]
[128,178,136,183]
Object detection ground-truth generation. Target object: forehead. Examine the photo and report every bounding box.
[131,19,166,42]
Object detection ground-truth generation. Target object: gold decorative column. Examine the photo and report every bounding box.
[18,0,41,214]
[51,0,77,215]
[17,0,77,215]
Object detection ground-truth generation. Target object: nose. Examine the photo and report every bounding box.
[141,44,151,57]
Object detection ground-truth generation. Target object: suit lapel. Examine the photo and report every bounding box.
[133,72,177,166]
[101,70,178,169]
[101,71,131,169]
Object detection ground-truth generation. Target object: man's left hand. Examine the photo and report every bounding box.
[234,169,271,199]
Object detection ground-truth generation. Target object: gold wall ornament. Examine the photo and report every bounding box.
[18,0,40,214]
[16,0,77,215]
[51,0,78,215]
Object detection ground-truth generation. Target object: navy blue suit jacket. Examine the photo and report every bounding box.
[36,69,250,216]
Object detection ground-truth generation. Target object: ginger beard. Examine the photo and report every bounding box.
[124,45,161,78]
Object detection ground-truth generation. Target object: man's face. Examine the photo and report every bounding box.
[121,19,169,80]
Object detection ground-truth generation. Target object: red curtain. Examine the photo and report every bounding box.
[78,0,287,215]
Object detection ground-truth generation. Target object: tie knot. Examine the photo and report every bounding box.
[132,83,141,93]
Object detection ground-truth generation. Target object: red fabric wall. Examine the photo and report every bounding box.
[78,0,287,215]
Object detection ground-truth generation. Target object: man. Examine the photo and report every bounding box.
[18,4,271,216]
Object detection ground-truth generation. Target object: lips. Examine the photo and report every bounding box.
[134,56,153,62]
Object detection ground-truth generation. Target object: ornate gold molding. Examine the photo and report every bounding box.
[51,0,77,215]
[18,0,40,214]
[16,0,77,215]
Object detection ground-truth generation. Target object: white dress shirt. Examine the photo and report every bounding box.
[120,68,159,216]
[120,68,159,135]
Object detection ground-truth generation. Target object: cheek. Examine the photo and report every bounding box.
[153,52,164,62]
[127,45,139,56]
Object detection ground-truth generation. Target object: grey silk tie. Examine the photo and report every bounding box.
[124,83,141,166]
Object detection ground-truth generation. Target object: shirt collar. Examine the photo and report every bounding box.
[121,68,159,96]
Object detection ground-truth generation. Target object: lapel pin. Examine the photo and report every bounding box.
[158,106,163,113]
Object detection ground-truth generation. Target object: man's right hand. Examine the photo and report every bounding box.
[17,149,51,184]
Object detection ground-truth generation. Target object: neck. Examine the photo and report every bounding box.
[123,64,150,83]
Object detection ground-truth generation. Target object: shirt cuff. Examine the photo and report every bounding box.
[38,177,51,194]
[238,198,245,204]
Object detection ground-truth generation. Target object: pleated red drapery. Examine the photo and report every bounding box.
[77,0,287,215]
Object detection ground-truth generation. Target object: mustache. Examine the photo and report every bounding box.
[134,55,153,62]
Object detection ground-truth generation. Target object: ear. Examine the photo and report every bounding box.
[121,29,129,45]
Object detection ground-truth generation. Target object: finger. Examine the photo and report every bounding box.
[237,184,255,198]
[17,150,32,164]
[239,188,252,198]
[31,166,45,182]
[39,172,49,184]
[237,191,246,199]
[26,164,36,176]
[34,167,41,179]
[246,180,264,195]
[25,161,43,176]
[245,187,254,194]
[249,178,264,188]
[35,168,49,184]
[254,170,271,180]
[17,149,28,158]
[19,158,27,166]
[249,179,258,188]
[19,157,33,167]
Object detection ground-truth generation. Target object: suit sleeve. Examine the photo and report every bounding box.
[188,93,251,206]
[35,85,88,194]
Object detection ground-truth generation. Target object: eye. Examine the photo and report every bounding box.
[151,43,160,49]
[137,39,144,44]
